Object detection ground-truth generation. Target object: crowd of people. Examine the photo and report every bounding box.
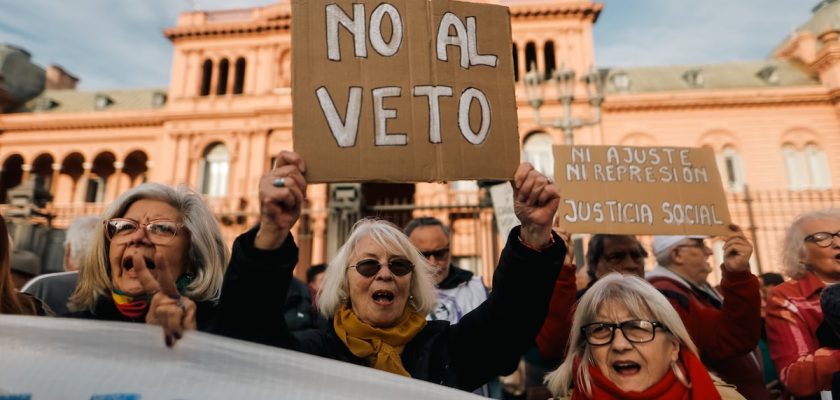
[1,150,839,399]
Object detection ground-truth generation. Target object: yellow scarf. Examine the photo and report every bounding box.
[333,303,427,377]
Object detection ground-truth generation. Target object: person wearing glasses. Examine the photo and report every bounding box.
[646,230,766,399]
[535,234,648,367]
[214,152,568,393]
[404,217,488,324]
[66,182,228,346]
[544,273,743,399]
[766,209,840,398]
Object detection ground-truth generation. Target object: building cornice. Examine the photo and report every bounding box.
[602,87,830,112]
[509,1,602,22]
[164,19,290,41]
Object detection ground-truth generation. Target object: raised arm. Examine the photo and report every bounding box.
[447,163,568,391]
[535,231,578,364]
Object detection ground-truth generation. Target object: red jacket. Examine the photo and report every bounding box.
[647,266,766,400]
[535,264,577,364]
[765,270,840,398]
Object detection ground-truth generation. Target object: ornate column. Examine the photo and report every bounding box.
[517,41,527,83]
[49,163,62,197]
[76,163,92,204]
[21,164,32,183]
[109,161,124,202]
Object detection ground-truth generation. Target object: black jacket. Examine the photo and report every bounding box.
[216,226,565,392]
[64,292,218,331]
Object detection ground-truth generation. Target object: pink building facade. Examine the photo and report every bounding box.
[0,0,838,281]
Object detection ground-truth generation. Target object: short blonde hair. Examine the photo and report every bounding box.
[318,218,437,319]
[544,273,698,398]
[69,183,229,312]
[782,209,840,279]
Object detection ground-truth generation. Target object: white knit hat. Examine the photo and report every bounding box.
[652,235,707,259]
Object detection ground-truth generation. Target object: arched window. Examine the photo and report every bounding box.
[512,43,519,82]
[544,41,556,80]
[805,143,831,189]
[525,42,537,73]
[783,144,807,190]
[233,57,246,95]
[720,146,745,192]
[200,143,230,197]
[200,59,212,96]
[523,132,554,180]
[216,59,229,95]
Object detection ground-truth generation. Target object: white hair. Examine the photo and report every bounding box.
[317,218,438,320]
[69,183,229,312]
[782,208,840,279]
[64,215,100,270]
[544,273,698,398]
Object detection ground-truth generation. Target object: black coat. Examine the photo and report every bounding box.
[216,226,565,392]
[63,292,218,332]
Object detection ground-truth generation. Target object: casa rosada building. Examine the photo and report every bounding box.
[1,0,839,281]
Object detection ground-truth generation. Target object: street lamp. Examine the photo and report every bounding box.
[523,63,604,144]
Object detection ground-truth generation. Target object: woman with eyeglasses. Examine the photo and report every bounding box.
[544,273,743,399]
[67,182,228,345]
[213,152,570,392]
[765,208,840,398]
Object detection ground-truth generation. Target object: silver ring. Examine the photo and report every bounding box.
[273,177,286,188]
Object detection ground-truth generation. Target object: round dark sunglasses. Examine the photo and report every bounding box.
[349,258,414,277]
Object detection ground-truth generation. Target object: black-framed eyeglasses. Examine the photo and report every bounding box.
[675,239,712,254]
[581,320,668,346]
[420,247,450,261]
[805,231,840,248]
[603,250,645,264]
[349,258,414,277]
[104,218,184,244]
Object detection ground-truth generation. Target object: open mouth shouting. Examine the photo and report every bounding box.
[121,255,156,271]
[372,290,395,306]
[612,360,641,376]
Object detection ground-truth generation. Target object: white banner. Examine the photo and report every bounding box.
[0,315,484,400]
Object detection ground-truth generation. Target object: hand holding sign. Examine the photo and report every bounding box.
[721,224,753,273]
[133,252,196,348]
[513,163,560,249]
[256,151,307,250]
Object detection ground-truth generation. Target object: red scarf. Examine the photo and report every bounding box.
[571,348,721,400]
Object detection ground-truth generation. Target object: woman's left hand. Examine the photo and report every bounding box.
[512,162,560,249]
[134,253,196,348]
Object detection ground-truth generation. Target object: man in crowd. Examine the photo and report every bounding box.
[405,217,488,323]
[580,234,647,295]
[646,233,767,399]
[22,215,98,314]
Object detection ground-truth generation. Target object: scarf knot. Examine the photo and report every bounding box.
[333,304,426,377]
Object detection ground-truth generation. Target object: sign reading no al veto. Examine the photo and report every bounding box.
[553,145,732,235]
[292,0,520,183]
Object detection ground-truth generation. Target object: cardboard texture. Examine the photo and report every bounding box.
[292,0,519,183]
[553,145,732,235]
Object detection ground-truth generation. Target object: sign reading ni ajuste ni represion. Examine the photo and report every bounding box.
[553,145,732,236]
[292,0,520,183]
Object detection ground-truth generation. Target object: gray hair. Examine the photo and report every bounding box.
[64,215,100,270]
[544,273,698,398]
[69,183,229,312]
[318,218,438,319]
[782,208,840,279]
[404,216,451,238]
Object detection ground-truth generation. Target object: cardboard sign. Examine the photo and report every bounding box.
[0,315,483,400]
[553,145,732,235]
[292,0,519,183]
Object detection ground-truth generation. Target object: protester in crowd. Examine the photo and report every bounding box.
[766,208,840,398]
[214,153,570,393]
[0,214,43,315]
[405,217,488,324]
[405,216,499,397]
[544,273,743,399]
[9,247,40,289]
[284,275,319,331]
[306,263,327,299]
[535,234,647,364]
[21,215,99,315]
[647,231,766,399]
[66,183,228,346]
[757,272,785,398]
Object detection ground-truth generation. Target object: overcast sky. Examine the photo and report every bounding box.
[0,0,814,91]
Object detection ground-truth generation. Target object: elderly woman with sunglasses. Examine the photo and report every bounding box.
[67,182,228,345]
[765,209,840,398]
[544,273,743,400]
[213,151,569,392]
